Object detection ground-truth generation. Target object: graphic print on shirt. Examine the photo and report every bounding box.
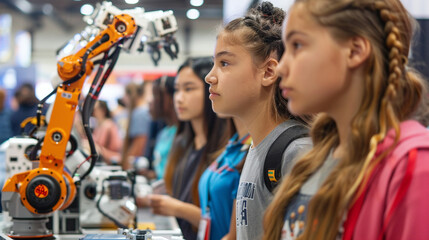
[236,181,256,227]
[281,194,310,240]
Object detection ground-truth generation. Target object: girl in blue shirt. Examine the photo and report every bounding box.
[198,117,251,240]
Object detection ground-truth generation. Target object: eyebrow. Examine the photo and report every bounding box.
[214,51,236,59]
[285,30,306,41]
[176,82,198,87]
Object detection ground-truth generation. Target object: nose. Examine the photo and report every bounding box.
[276,54,289,79]
[205,67,217,85]
[174,90,183,105]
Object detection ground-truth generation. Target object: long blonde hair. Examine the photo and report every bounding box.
[263,0,427,239]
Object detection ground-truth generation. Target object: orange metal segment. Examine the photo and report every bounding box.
[57,55,84,80]
[1,171,31,192]
[8,233,54,239]
[39,86,81,171]
[73,14,136,61]
[57,14,136,82]
[59,170,76,210]
[19,168,67,214]
[2,13,138,216]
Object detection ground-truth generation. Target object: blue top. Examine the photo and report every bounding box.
[153,125,177,179]
[10,104,38,136]
[0,109,13,144]
[129,105,152,138]
[198,133,251,240]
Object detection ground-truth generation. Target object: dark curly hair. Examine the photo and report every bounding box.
[221,2,312,124]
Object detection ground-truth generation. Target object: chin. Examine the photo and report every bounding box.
[212,104,223,114]
[287,102,307,116]
[177,114,190,121]
[213,108,232,118]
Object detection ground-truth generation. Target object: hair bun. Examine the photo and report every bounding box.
[257,1,284,25]
[259,2,274,16]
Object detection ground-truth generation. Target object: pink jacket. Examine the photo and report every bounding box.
[344,120,429,240]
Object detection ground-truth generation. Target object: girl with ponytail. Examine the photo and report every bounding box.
[205,2,312,239]
[264,0,429,239]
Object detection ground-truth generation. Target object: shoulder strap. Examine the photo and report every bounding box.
[263,124,309,193]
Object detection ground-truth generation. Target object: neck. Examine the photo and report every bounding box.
[233,117,248,139]
[330,69,365,159]
[165,110,179,126]
[239,101,283,147]
[191,117,206,150]
[96,116,105,124]
[137,97,147,107]
[332,118,349,159]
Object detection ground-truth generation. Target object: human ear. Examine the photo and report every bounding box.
[261,58,279,87]
[347,36,371,69]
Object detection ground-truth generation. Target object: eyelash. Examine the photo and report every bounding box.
[220,61,229,67]
[292,41,302,50]
[174,87,195,92]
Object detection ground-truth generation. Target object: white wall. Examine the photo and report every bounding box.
[0,7,223,75]
[223,0,429,21]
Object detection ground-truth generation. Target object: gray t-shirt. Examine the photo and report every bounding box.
[236,120,312,240]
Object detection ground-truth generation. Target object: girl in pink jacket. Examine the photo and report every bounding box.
[263,0,429,239]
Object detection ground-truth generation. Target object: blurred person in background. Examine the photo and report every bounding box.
[121,81,152,170]
[138,75,178,180]
[87,100,123,165]
[0,88,13,144]
[113,98,128,139]
[10,83,42,136]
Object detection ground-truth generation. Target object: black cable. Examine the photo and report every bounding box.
[28,134,78,161]
[62,34,110,86]
[35,87,57,129]
[96,179,127,229]
[33,34,110,131]
[28,134,77,161]
[66,134,78,158]
[71,150,91,178]
[93,41,123,98]
[78,42,123,181]
[127,170,138,229]
[29,136,44,161]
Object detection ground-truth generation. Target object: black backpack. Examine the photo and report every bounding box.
[263,125,309,192]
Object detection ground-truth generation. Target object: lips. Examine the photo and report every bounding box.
[209,88,220,99]
[176,107,186,113]
[281,87,293,99]
[209,88,219,96]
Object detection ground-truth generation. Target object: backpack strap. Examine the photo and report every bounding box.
[263,124,309,193]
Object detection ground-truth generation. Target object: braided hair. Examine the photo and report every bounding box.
[263,0,428,239]
[222,1,311,124]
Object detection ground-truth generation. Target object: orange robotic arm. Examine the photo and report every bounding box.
[2,14,137,215]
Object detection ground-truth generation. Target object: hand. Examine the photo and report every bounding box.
[136,195,151,208]
[149,194,182,217]
[138,169,157,180]
[221,234,230,240]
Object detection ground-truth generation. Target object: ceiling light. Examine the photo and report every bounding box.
[190,0,204,7]
[80,4,94,16]
[186,9,200,20]
[125,0,139,4]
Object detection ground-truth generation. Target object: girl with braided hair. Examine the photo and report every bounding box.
[263,0,429,239]
[205,2,312,239]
